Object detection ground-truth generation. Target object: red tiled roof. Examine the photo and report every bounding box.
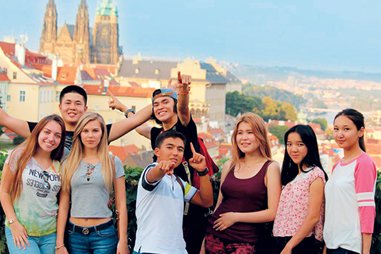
[57,66,77,84]
[0,72,9,81]
[0,41,15,56]
[109,145,139,162]
[219,143,232,156]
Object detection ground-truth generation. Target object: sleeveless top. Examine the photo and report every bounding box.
[207,160,271,243]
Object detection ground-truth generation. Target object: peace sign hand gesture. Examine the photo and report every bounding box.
[188,142,206,172]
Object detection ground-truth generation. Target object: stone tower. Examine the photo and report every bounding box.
[74,0,91,64]
[40,0,57,54]
[93,0,121,64]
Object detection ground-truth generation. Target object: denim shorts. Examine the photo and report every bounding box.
[5,226,56,254]
[66,220,118,254]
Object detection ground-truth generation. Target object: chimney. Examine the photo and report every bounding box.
[15,42,25,66]
[51,56,58,81]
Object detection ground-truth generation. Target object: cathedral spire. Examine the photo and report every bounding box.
[74,0,90,64]
[40,0,57,53]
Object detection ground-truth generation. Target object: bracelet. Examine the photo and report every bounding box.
[55,244,65,250]
[197,168,209,176]
[124,108,135,118]
[177,91,189,95]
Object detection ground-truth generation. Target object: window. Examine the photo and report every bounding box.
[19,90,26,102]
[56,91,60,102]
[7,95,10,102]
[13,72,17,79]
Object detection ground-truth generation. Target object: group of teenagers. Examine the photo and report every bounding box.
[0,72,377,254]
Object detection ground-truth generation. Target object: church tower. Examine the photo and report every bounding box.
[40,0,57,54]
[93,0,121,64]
[74,0,91,64]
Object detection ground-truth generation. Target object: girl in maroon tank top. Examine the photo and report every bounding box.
[204,113,281,254]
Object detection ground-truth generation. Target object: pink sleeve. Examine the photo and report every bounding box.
[354,154,377,233]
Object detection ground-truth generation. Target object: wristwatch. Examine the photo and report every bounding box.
[124,108,135,118]
[8,219,15,225]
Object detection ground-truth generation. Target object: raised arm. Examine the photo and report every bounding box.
[108,91,152,140]
[0,108,30,138]
[188,143,213,208]
[108,104,152,142]
[175,72,191,126]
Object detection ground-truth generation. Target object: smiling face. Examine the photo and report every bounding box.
[59,92,87,129]
[235,122,260,154]
[153,96,176,123]
[286,132,308,167]
[154,137,185,172]
[37,120,63,154]
[333,115,364,151]
[80,120,103,150]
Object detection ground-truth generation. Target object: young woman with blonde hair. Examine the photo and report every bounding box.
[0,114,66,253]
[56,112,129,254]
[205,112,281,254]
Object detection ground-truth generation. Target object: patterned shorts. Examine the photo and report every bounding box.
[205,233,256,254]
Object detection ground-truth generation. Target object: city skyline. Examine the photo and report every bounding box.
[0,0,380,73]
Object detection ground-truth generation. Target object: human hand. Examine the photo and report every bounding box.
[10,221,29,249]
[156,161,176,175]
[55,246,69,254]
[176,71,191,95]
[188,142,206,171]
[108,90,127,112]
[116,240,129,254]
[213,212,237,231]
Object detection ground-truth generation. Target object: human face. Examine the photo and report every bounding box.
[38,121,63,153]
[333,115,364,151]
[80,120,103,150]
[59,92,87,128]
[153,96,176,123]
[286,132,308,167]
[154,137,185,170]
[236,122,259,154]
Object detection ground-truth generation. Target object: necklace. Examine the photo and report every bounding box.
[85,163,96,181]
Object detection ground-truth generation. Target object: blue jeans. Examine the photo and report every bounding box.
[66,221,118,254]
[5,226,56,254]
[327,247,359,254]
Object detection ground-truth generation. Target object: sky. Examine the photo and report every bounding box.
[0,0,380,72]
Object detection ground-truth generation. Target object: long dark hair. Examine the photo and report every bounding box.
[334,108,366,152]
[281,124,328,186]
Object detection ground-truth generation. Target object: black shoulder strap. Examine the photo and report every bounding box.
[175,175,185,195]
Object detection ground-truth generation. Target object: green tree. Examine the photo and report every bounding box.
[311,118,328,131]
[280,102,297,121]
[268,125,289,144]
[226,91,263,116]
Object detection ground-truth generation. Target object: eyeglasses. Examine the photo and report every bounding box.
[86,163,96,181]
[42,171,51,190]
